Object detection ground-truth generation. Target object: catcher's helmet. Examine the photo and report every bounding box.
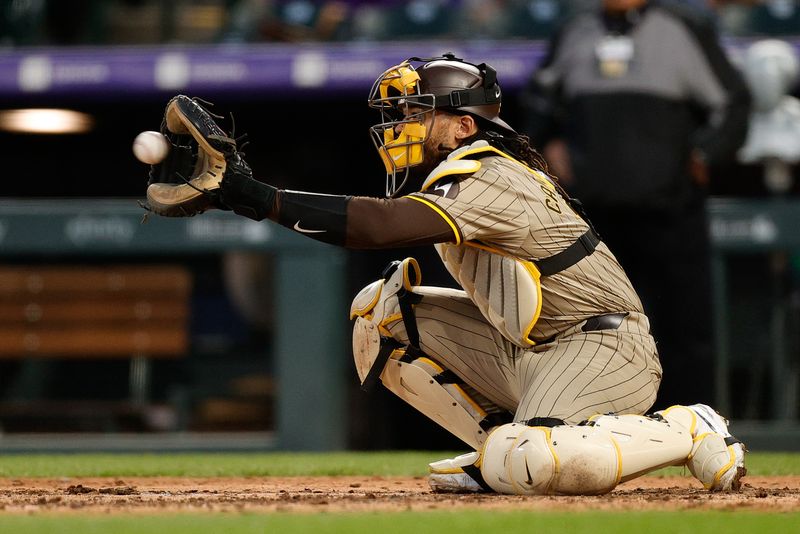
[368,53,514,197]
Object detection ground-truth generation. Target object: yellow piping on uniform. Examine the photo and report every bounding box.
[405,195,462,245]
[463,241,495,254]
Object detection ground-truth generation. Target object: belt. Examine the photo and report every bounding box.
[534,312,629,345]
[581,312,629,333]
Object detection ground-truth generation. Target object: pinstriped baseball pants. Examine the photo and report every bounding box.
[383,288,662,424]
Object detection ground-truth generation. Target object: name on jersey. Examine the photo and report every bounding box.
[541,184,562,214]
[531,170,562,214]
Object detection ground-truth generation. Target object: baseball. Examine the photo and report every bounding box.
[132,131,169,164]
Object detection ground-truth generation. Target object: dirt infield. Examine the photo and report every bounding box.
[0,475,798,514]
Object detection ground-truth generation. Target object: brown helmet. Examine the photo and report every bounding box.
[415,53,516,134]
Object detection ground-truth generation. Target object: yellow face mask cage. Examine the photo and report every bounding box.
[368,61,435,197]
[378,63,421,100]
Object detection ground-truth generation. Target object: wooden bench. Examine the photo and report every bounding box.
[0,265,191,411]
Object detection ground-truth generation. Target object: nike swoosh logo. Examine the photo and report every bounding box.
[392,152,404,161]
[495,88,501,98]
[293,221,326,234]
[524,458,534,485]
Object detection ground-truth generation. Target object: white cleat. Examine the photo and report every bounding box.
[686,404,747,492]
[428,451,490,493]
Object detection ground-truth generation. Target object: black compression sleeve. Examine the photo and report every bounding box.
[278,190,350,246]
[219,171,277,221]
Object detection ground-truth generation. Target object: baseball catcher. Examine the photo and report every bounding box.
[143,54,746,495]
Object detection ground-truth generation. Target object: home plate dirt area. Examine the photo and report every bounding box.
[0,476,798,514]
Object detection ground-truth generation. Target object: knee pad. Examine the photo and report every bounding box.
[351,257,421,383]
[350,257,420,329]
[480,422,620,495]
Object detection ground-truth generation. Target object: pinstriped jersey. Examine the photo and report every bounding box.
[408,141,644,343]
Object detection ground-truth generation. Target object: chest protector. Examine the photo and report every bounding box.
[436,241,542,348]
[421,141,599,348]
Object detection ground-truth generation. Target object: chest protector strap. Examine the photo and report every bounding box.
[535,228,600,277]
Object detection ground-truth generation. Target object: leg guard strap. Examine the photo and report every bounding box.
[360,337,403,392]
[524,417,566,428]
[398,290,423,350]
[462,463,493,492]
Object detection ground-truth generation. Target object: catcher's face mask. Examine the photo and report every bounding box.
[368,61,435,197]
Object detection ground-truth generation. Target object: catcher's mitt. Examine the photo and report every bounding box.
[144,95,245,217]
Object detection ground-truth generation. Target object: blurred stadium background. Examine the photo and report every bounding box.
[0,0,798,453]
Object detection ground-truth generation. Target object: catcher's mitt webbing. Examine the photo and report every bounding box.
[165,95,236,156]
[145,95,238,217]
[147,140,194,187]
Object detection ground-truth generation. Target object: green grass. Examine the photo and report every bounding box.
[0,451,442,477]
[0,451,797,478]
[0,511,798,534]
